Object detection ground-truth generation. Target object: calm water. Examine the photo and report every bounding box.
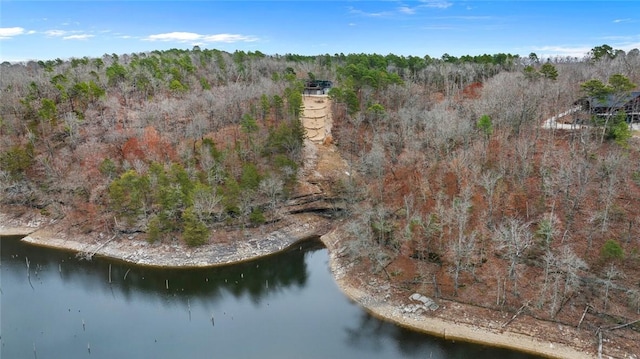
[0,236,540,359]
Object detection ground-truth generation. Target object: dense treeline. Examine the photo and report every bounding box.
[2,45,640,354]
[1,48,309,241]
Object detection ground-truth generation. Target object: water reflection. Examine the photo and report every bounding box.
[3,237,314,297]
[345,310,540,358]
[1,236,540,359]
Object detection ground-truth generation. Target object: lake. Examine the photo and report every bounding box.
[1,236,540,358]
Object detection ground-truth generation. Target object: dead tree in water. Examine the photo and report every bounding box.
[77,234,117,260]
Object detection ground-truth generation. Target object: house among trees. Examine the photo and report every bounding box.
[582,91,640,123]
[304,80,333,95]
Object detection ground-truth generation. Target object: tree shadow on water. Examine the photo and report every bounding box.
[344,310,543,359]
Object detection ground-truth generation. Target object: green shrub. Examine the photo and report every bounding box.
[0,145,33,177]
[222,176,241,216]
[99,158,117,179]
[477,114,493,138]
[169,79,187,93]
[601,239,624,261]
[264,120,305,156]
[146,215,162,243]
[273,154,298,172]
[249,207,266,225]
[199,77,211,90]
[608,114,632,147]
[108,170,149,221]
[201,138,223,161]
[240,163,261,190]
[182,208,209,246]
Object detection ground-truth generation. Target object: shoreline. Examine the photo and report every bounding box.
[1,213,332,268]
[1,217,594,358]
[318,229,595,359]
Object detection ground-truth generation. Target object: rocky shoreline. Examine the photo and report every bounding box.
[0,212,594,359]
[320,229,595,359]
[0,211,332,268]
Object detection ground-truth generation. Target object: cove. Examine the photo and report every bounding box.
[1,237,540,359]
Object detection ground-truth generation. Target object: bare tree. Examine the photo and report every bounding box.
[450,230,477,296]
[259,175,284,209]
[192,186,222,222]
[601,263,625,310]
[62,112,82,148]
[540,250,557,311]
[627,288,640,314]
[360,137,386,200]
[514,134,533,184]
[346,204,398,275]
[474,72,544,135]
[493,217,533,295]
[443,188,479,296]
[480,169,502,227]
[360,137,386,179]
[539,245,587,317]
[185,112,209,150]
[595,151,623,233]
[557,246,587,312]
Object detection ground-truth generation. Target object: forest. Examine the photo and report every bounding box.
[1,45,640,355]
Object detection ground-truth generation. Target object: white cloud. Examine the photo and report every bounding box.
[613,18,632,23]
[202,34,257,43]
[398,6,417,15]
[348,7,392,17]
[147,31,201,41]
[534,39,640,59]
[63,34,94,40]
[350,1,452,19]
[145,32,257,43]
[0,27,26,39]
[420,0,453,9]
[618,41,640,52]
[533,45,593,59]
[45,29,68,37]
[586,35,640,52]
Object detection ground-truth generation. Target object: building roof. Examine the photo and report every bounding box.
[304,80,333,90]
[591,91,640,109]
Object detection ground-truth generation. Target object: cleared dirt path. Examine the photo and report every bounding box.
[299,95,350,188]
[302,95,332,143]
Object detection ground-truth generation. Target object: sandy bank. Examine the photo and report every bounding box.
[2,213,332,268]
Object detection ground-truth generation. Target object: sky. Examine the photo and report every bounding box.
[1,1,639,63]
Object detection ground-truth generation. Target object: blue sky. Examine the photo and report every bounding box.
[1,1,639,62]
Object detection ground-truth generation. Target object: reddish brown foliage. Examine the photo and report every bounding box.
[121,126,176,163]
[461,82,483,99]
[121,137,145,162]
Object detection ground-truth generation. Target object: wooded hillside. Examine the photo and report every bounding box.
[2,47,640,354]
